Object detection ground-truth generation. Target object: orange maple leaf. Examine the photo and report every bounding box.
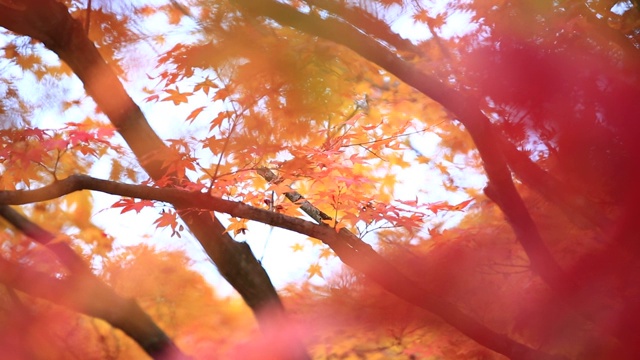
[307,263,324,279]
[426,201,448,214]
[319,248,333,259]
[161,87,191,105]
[112,198,155,214]
[224,218,249,236]
[450,198,474,211]
[193,76,218,95]
[186,106,206,124]
[153,210,178,229]
[321,218,347,233]
[412,9,430,23]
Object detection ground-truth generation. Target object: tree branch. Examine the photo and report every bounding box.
[0,174,567,360]
[499,137,608,229]
[304,0,420,56]
[0,3,305,356]
[231,0,575,298]
[229,1,638,354]
[0,205,188,360]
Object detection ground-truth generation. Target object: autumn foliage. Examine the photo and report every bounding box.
[0,0,639,359]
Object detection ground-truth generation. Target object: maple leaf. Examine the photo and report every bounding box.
[213,87,230,102]
[306,237,324,247]
[209,111,231,132]
[153,210,179,229]
[186,106,206,124]
[3,43,18,59]
[291,243,304,252]
[145,94,160,103]
[95,126,115,139]
[348,153,367,165]
[68,129,94,146]
[161,148,197,180]
[412,9,431,24]
[17,147,45,164]
[224,218,249,236]
[307,263,324,279]
[321,218,347,233]
[112,198,155,214]
[417,155,431,164]
[319,248,333,259]
[15,53,41,71]
[426,199,474,214]
[193,76,218,95]
[161,87,191,105]
[435,162,450,176]
[152,210,183,238]
[426,201,448,214]
[21,128,46,140]
[432,13,447,28]
[450,198,474,211]
[266,180,294,195]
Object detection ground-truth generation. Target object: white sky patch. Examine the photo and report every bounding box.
[440,10,478,38]
[391,16,432,43]
[611,1,634,15]
[385,0,478,42]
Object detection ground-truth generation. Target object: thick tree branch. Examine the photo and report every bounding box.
[294,1,612,232]
[257,168,573,360]
[302,0,607,231]
[0,4,306,357]
[0,175,373,245]
[0,0,613,358]
[499,137,608,229]
[304,0,420,56]
[230,1,640,355]
[0,205,188,360]
[0,174,567,360]
[0,205,92,276]
[231,0,575,297]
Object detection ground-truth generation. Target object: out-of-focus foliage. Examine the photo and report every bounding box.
[0,0,639,358]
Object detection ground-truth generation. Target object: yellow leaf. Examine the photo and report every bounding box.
[319,248,333,259]
[307,263,323,279]
[435,162,450,176]
[64,190,93,228]
[306,237,324,247]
